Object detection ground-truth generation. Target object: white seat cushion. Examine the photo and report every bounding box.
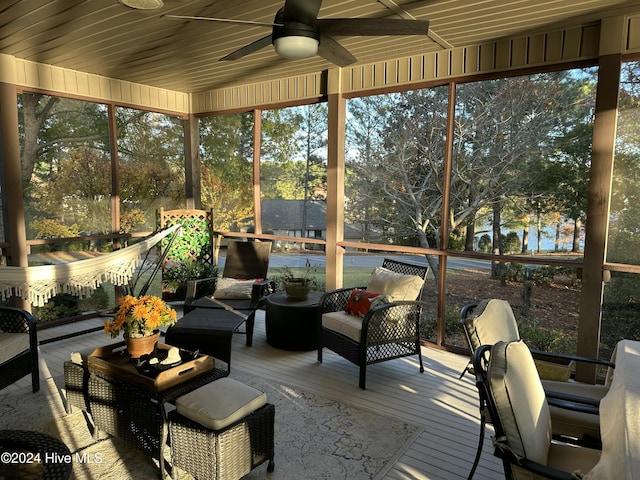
[490,340,552,464]
[322,311,363,342]
[0,333,29,364]
[367,267,424,301]
[176,377,267,431]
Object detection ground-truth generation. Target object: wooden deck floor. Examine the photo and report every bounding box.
[8,309,503,480]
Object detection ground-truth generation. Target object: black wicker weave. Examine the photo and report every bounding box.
[0,307,39,393]
[63,360,89,414]
[318,258,429,389]
[87,367,228,479]
[169,403,275,480]
[0,429,72,480]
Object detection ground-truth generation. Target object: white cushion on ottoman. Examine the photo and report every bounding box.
[176,377,267,431]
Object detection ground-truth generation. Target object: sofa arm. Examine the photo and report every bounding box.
[320,286,366,313]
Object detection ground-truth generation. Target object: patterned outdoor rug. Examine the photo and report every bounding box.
[0,374,420,480]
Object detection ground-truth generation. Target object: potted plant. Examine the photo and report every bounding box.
[281,259,315,301]
[162,259,218,301]
[104,295,177,358]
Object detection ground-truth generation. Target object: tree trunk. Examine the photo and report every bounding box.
[465,219,475,251]
[537,212,543,253]
[572,218,582,252]
[522,225,529,254]
[491,204,503,280]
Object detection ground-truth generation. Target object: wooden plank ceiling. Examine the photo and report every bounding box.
[1,0,639,94]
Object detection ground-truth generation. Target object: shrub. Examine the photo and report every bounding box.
[33,293,80,322]
[518,319,576,354]
[162,259,218,295]
[478,234,492,253]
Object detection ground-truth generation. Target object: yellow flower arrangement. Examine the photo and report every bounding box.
[105,295,177,339]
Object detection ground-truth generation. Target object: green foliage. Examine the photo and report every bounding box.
[502,232,521,254]
[271,264,325,292]
[421,304,460,340]
[161,217,212,262]
[30,219,84,253]
[33,294,80,322]
[504,263,526,282]
[477,234,492,253]
[448,229,466,250]
[601,272,640,359]
[162,260,218,293]
[32,218,80,239]
[503,264,577,285]
[78,285,110,312]
[518,319,576,354]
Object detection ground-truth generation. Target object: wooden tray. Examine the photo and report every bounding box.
[87,342,215,393]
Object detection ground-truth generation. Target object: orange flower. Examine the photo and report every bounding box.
[105,295,177,339]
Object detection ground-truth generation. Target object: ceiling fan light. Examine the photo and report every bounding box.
[119,0,163,10]
[273,36,319,60]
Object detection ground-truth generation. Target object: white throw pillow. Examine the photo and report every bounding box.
[366,267,424,301]
[213,277,257,300]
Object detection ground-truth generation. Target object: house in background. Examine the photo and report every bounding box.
[261,200,367,250]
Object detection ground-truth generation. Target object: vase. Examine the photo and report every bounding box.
[125,330,160,359]
[284,278,312,301]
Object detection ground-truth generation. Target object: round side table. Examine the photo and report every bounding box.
[265,291,323,351]
[0,430,72,480]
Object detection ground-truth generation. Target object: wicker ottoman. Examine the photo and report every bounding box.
[169,378,275,480]
[63,348,95,414]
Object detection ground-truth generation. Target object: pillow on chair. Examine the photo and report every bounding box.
[213,278,260,300]
[367,267,424,301]
[345,290,380,317]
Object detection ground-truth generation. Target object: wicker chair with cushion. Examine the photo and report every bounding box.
[183,240,276,347]
[460,299,613,478]
[318,258,429,390]
[0,306,39,392]
[473,340,601,480]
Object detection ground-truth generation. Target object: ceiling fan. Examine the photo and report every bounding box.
[164,0,429,67]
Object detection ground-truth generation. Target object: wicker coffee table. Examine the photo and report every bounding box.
[86,342,228,479]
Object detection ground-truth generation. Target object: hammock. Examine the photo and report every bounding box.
[0,224,181,307]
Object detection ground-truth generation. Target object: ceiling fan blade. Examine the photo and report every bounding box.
[317,35,357,67]
[163,14,279,28]
[317,18,429,36]
[283,0,322,22]
[219,34,273,61]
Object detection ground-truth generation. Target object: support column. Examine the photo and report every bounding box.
[576,17,623,382]
[184,114,201,209]
[325,69,346,291]
[253,109,263,235]
[0,54,29,310]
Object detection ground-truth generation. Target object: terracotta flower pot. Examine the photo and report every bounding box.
[125,330,160,359]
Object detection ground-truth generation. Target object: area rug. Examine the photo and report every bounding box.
[0,375,420,480]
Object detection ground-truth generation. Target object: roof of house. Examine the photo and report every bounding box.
[261,200,327,230]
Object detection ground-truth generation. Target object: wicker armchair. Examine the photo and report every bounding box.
[0,306,39,392]
[318,258,429,390]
